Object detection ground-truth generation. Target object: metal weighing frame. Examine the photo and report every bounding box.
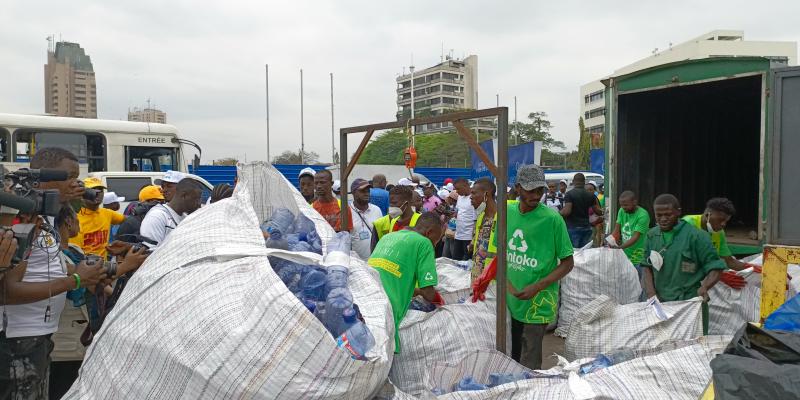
[338,107,510,352]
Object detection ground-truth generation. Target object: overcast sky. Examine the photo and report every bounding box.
[1,1,798,164]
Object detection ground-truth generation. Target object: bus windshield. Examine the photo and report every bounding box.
[126,146,176,172]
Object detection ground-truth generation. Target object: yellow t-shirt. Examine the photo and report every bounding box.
[70,208,125,257]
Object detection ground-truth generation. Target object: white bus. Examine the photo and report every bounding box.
[0,113,197,175]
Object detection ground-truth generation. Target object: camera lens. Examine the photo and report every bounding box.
[83,188,100,201]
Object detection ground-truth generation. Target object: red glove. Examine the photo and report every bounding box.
[431,291,445,307]
[471,258,497,303]
[720,270,746,290]
[745,263,762,274]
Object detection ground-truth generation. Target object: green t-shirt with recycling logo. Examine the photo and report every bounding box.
[616,206,650,265]
[493,202,574,324]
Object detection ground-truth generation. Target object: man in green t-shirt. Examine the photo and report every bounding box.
[682,197,747,271]
[494,164,574,369]
[611,191,650,280]
[368,212,444,353]
[641,194,726,334]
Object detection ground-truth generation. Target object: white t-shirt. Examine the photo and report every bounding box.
[455,195,477,240]
[140,204,184,245]
[4,219,67,338]
[349,202,383,260]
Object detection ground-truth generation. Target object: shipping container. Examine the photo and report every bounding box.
[604,56,800,252]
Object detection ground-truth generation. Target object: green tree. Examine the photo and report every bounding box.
[510,112,564,150]
[213,157,238,166]
[271,150,320,165]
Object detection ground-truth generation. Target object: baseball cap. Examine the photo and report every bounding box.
[587,180,598,189]
[155,170,186,185]
[397,177,417,187]
[102,192,125,205]
[298,167,316,179]
[516,164,547,191]
[350,178,371,193]
[332,180,341,193]
[139,185,165,202]
[445,183,455,191]
[83,177,106,189]
[437,189,450,199]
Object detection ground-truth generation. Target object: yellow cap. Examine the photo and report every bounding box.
[83,177,106,189]
[139,185,165,202]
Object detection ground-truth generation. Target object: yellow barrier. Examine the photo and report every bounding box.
[759,245,800,321]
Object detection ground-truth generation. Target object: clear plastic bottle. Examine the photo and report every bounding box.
[263,208,296,249]
[324,288,354,337]
[336,311,375,360]
[325,265,349,297]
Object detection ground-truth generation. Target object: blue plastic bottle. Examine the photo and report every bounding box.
[263,208,296,250]
[277,263,306,294]
[301,270,327,302]
[324,288,354,337]
[326,231,352,254]
[453,376,487,392]
[336,314,375,360]
[293,213,316,238]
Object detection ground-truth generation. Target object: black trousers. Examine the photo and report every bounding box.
[450,239,471,261]
[511,319,547,370]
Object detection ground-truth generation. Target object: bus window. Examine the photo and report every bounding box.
[126,146,176,172]
[0,128,9,162]
[86,134,106,172]
[105,177,154,201]
[14,130,96,165]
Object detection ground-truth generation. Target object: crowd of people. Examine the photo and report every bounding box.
[0,147,228,399]
[0,152,755,398]
[302,166,750,371]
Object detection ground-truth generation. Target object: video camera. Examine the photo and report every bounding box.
[76,180,102,202]
[0,168,68,265]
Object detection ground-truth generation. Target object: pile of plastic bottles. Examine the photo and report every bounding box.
[579,348,635,375]
[266,224,375,361]
[260,208,323,254]
[408,296,437,312]
[431,372,535,394]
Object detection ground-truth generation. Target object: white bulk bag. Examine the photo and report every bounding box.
[64,163,394,399]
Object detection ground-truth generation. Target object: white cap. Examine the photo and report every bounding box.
[332,180,341,192]
[398,177,417,186]
[103,192,125,205]
[298,167,316,179]
[415,187,424,197]
[156,170,186,185]
[587,180,598,189]
[445,183,455,191]
[437,189,450,199]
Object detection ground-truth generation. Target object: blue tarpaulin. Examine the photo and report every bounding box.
[590,149,605,175]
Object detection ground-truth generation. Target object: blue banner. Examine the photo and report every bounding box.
[590,149,605,175]
[470,141,542,184]
[470,139,495,180]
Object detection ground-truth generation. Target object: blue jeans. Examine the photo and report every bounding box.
[567,227,593,248]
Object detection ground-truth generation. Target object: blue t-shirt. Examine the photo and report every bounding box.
[370,188,389,215]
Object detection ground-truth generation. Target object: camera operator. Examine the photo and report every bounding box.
[68,177,125,258]
[0,147,106,400]
[140,178,202,245]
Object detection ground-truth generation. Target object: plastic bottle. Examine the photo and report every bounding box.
[336,316,375,360]
[326,231,352,255]
[430,388,447,396]
[325,265,349,297]
[488,372,533,387]
[302,298,317,313]
[453,376,488,392]
[324,288,354,337]
[293,213,316,238]
[290,241,312,253]
[264,208,295,235]
[301,269,327,302]
[306,230,323,254]
[605,348,635,365]
[277,263,307,294]
[409,297,436,312]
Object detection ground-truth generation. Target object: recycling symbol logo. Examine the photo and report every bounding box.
[508,229,529,252]
[424,272,434,281]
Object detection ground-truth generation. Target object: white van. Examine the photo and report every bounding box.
[545,172,604,187]
[87,171,214,209]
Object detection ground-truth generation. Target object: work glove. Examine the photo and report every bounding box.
[471,257,497,303]
[431,292,445,307]
[720,270,746,290]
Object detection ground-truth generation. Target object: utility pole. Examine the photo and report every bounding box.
[266,64,270,162]
[300,68,305,164]
[330,72,335,164]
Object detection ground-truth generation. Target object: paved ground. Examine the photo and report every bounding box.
[541,333,566,370]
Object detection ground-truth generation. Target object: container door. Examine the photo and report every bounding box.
[768,67,800,245]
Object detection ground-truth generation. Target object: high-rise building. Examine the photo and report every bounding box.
[44,40,97,118]
[580,30,797,147]
[396,55,495,135]
[128,107,167,124]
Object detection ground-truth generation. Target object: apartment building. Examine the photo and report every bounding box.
[128,107,167,124]
[44,41,97,118]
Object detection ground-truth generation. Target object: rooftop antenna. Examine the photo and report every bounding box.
[652,47,659,55]
[441,43,444,62]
